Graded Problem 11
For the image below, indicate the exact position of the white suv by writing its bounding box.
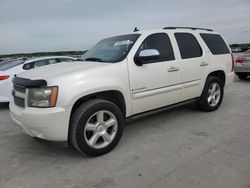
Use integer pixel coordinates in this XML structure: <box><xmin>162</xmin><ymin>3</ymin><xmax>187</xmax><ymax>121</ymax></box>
<box><xmin>10</xmin><ymin>27</ymin><xmax>234</xmax><ymax>156</ymax></box>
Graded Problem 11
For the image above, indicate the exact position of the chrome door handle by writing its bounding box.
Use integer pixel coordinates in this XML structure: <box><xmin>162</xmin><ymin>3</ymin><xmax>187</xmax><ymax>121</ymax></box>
<box><xmin>200</xmin><ymin>62</ymin><xmax>209</xmax><ymax>66</ymax></box>
<box><xmin>168</xmin><ymin>66</ymin><xmax>179</xmax><ymax>72</ymax></box>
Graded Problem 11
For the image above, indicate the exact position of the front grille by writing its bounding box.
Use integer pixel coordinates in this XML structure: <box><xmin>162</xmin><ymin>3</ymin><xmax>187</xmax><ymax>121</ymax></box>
<box><xmin>13</xmin><ymin>95</ymin><xmax>25</xmax><ymax>107</ymax></box>
<box><xmin>13</xmin><ymin>84</ymin><xmax>25</xmax><ymax>93</ymax></box>
<box><xmin>12</xmin><ymin>84</ymin><xmax>26</xmax><ymax>108</ymax></box>
<box><xmin>12</xmin><ymin>76</ymin><xmax>47</xmax><ymax>108</ymax></box>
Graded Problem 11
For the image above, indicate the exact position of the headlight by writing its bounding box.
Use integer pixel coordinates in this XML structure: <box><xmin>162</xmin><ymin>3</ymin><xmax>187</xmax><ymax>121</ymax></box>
<box><xmin>27</xmin><ymin>86</ymin><xmax>58</xmax><ymax>108</ymax></box>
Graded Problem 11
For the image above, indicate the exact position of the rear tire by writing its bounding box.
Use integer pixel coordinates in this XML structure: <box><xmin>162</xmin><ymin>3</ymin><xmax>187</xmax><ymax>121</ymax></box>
<box><xmin>196</xmin><ymin>76</ymin><xmax>224</xmax><ymax>112</ymax></box>
<box><xmin>236</xmin><ymin>73</ymin><xmax>248</xmax><ymax>80</ymax></box>
<box><xmin>69</xmin><ymin>99</ymin><xmax>124</xmax><ymax>157</ymax></box>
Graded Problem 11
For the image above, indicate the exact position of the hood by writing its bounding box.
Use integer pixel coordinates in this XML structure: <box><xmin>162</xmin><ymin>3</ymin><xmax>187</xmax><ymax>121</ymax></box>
<box><xmin>17</xmin><ymin>61</ymin><xmax>108</xmax><ymax>80</ymax></box>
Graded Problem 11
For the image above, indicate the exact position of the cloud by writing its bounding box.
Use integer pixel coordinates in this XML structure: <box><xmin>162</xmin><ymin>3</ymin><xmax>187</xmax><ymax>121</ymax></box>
<box><xmin>0</xmin><ymin>0</ymin><xmax>250</xmax><ymax>54</ymax></box>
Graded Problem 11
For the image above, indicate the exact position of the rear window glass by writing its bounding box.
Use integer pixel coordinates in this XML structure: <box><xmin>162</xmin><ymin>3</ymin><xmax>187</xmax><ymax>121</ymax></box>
<box><xmin>200</xmin><ymin>34</ymin><xmax>230</xmax><ymax>55</ymax></box>
<box><xmin>0</xmin><ymin>60</ymin><xmax>13</xmax><ymax>68</ymax></box>
<box><xmin>175</xmin><ymin>33</ymin><xmax>202</xmax><ymax>59</ymax></box>
<box><xmin>0</xmin><ymin>59</ymin><xmax>24</xmax><ymax>71</ymax></box>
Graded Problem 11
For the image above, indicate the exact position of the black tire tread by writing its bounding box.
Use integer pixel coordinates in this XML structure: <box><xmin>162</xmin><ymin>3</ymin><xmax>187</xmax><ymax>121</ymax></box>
<box><xmin>196</xmin><ymin>76</ymin><xmax>224</xmax><ymax>112</ymax></box>
<box><xmin>70</xmin><ymin>99</ymin><xmax>124</xmax><ymax>156</ymax></box>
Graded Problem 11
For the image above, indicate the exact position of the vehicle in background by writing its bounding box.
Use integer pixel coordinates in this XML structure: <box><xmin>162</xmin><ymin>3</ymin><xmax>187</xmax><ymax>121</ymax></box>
<box><xmin>0</xmin><ymin>58</ymin><xmax>21</xmax><ymax>67</ymax></box>
<box><xmin>0</xmin><ymin>56</ymin><xmax>76</xmax><ymax>102</ymax></box>
<box><xmin>234</xmin><ymin>49</ymin><xmax>250</xmax><ymax>80</ymax></box>
<box><xmin>231</xmin><ymin>47</ymin><xmax>241</xmax><ymax>53</ymax></box>
<box><xmin>10</xmin><ymin>27</ymin><xmax>234</xmax><ymax>156</ymax></box>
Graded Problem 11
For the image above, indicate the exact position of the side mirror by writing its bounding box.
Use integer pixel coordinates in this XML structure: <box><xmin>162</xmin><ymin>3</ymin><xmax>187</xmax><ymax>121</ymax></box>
<box><xmin>134</xmin><ymin>49</ymin><xmax>160</xmax><ymax>66</ymax></box>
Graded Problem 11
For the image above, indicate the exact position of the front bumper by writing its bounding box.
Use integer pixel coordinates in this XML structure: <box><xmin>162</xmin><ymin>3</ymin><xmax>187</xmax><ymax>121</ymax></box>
<box><xmin>10</xmin><ymin>102</ymin><xmax>71</xmax><ymax>141</ymax></box>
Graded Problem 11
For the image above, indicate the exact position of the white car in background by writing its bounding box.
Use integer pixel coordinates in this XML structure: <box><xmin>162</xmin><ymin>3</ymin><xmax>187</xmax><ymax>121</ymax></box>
<box><xmin>0</xmin><ymin>56</ymin><xmax>76</xmax><ymax>102</ymax></box>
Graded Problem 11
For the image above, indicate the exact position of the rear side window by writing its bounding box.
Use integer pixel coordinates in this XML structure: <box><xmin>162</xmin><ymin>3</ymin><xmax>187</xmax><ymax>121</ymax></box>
<box><xmin>59</xmin><ymin>58</ymin><xmax>75</xmax><ymax>62</ymax></box>
<box><xmin>33</xmin><ymin>59</ymin><xmax>60</xmax><ymax>68</ymax></box>
<box><xmin>33</xmin><ymin>60</ymin><xmax>50</xmax><ymax>68</ymax></box>
<box><xmin>136</xmin><ymin>33</ymin><xmax>175</xmax><ymax>63</ymax></box>
<box><xmin>200</xmin><ymin>33</ymin><xmax>230</xmax><ymax>55</ymax></box>
<box><xmin>23</xmin><ymin>63</ymin><xmax>33</xmax><ymax>70</ymax></box>
<box><xmin>175</xmin><ymin>33</ymin><xmax>202</xmax><ymax>59</ymax></box>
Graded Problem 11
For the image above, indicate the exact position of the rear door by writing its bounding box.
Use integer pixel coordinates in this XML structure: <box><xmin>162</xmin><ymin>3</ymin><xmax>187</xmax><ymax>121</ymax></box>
<box><xmin>128</xmin><ymin>32</ymin><xmax>182</xmax><ymax>115</ymax></box>
<box><xmin>174</xmin><ymin>32</ymin><xmax>208</xmax><ymax>101</ymax></box>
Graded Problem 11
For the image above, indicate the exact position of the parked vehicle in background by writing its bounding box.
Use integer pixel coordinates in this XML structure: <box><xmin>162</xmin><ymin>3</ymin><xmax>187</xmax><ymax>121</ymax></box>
<box><xmin>0</xmin><ymin>56</ymin><xmax>76</xmax><ymax>102</ymax></box>
<box><xmin>231</xmin><ymin>47</ymin><xmax>241</xmax><ymax>53</ymax></box>
<box><xmin>10</xmin><ymin>27</ymin><xmax>234</xmax><ymax>156</ymax></box>
<box><xmin>0</xmin><ymin>58</ymin><xmax>21</xmax><ymax>67</ymax></box>
<box><xmin>234</xmin><ymin>49</ymin><xmax>250</xmax><ymax>80</ymax></box>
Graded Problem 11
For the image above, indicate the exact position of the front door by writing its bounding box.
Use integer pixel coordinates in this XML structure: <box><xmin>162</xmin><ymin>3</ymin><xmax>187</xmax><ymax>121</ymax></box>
<box><xmin>127</xmin><ymin>32</ymin><xmax>182</xmax><ymax>115</ymax></box>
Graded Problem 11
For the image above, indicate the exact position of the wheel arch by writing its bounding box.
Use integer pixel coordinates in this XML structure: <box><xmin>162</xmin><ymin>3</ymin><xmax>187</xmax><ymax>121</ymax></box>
<box><xmin>70</xmin><ymin>90</ymin><xmax>127</xmax><ymax>119</ymax></box>
<box><xmin>206</xmin><ymin>70</ymin><xmax>226</xmax><ymax>86</ymax></box>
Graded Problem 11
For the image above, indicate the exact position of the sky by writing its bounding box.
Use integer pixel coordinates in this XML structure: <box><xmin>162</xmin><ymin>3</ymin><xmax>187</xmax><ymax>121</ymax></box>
<box><xmin>0</xmin><ymin>0</ymin><xmax>250</xmax><ymax>55</ymax></box>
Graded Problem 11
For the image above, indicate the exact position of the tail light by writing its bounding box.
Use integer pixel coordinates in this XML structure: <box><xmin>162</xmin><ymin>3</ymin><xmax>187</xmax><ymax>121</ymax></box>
<box><xmin>235</xmin><ymin>56</ymin><xmax>247</xmax><ymax>64</ymax></box>
<box><xmin>0</xmin><ymin>75</ymin><xmax>10</xmax><ymax>81</ymax></box>
<box><xmin>231</xmin><ymin>53</ymin><xmax>234</xmax><ymax>72</ymax></box>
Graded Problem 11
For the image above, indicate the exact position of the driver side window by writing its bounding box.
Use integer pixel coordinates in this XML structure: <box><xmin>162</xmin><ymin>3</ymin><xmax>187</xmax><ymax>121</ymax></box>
<box><xmin>136</xmin><ymin>33</ymin><xmax>175</xmax><ymax>64</ymax></box>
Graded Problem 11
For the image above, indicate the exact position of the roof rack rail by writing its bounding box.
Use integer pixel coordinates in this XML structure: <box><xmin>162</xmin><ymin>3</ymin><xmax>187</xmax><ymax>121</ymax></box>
<box><xmin>163</xmin><ymin>27</ymin><xmax>213</xmax><ymax>32</ymax></box>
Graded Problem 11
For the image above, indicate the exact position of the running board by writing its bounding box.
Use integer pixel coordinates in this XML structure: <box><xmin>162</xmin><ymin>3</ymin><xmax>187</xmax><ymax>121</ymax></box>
<box><xmin>126</xmin><ymin>98</ymin><xmax>199</xmax><ymax>122</ymax></box>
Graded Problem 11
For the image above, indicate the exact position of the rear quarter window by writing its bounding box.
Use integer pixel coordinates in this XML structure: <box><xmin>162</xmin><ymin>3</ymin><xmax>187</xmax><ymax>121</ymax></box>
<box><xmin>200</xmin><ymin>33</ymin><xmax>230</xmax><ymax>55</ymax></box>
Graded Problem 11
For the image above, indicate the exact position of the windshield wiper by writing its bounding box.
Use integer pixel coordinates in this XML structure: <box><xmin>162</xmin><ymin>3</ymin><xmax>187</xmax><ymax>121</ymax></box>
<box><xmin>84</xmin><ymin>57</ymin><xmax>105</xmax><ymax>62</ymax></box>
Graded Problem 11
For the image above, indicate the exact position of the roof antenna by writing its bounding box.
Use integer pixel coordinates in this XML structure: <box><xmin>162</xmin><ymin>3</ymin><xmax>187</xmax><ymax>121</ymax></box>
<box><xmin>133</xmin><ymin>27</ymin><xmax>139</xmax><ymax>32</ymax></box>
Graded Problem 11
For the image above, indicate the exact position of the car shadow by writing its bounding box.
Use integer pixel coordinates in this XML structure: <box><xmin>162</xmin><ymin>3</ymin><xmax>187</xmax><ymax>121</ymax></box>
<box><xmin>234</xmin><ymin>75</ymin><xmax>250</xmax><ymax>82</ymax></box>
<box><xmin>14</xmin><ymin>136</ymin><xmax>89</xmax><ymax>159</ymax></box>
<box><xmin>0</xmin><ymin>102</ymin><xmax>9</xmax><ymax>109</ymax></box>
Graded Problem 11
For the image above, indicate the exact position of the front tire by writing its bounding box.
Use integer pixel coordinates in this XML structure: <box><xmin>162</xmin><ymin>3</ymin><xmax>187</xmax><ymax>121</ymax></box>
<box><xmin>196</xmin><ymin>76</ymin><xmax>224</xmax><ymax>112</ymax></box>
<box><xmin>69</xmin><ymin>99</ymin><xmax>124</xmax><ymax>157</ymax></box>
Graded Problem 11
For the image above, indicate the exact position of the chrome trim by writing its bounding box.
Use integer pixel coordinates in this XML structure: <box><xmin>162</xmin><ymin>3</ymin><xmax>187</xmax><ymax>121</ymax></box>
<box><xmin>183</xmin><ymin>80</ymin><xmax>201</xmax><ymax>88</ymax></box>
<box><xmin>133</xmin><ymin>84</ymin><xmax>182</xmax><ymax>99</ymax></box>
<box><xmin>132</xmin><ymin>79</ymin><xmax>201</xmax><ymax>99</ymax></box>
<box><xmin>13</xmin><ymin>90</ymin><xmax>25</xmax><ymax>98</ymax></box>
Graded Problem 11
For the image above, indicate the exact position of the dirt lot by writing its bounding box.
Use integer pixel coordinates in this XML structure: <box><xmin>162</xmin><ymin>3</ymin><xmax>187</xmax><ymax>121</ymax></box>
<box><xmin>0</xmin><ymin>77</ymin><xmax>249</xmax><ymax>188</ymax></box>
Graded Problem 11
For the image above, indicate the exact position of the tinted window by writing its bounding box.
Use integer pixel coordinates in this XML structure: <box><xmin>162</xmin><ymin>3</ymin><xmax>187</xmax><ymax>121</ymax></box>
<box><xmin>23</xmin><ymin>63</ymin><xmax>33</xmax><ymax>70</ymax></box>
<box><xmin>136</xmin><ymin>33</ymin><xmax>175</xmax><ymax>63</ymax></box>
<box><xmin>0</xmin><ymin>59</ymin><xmax>14</xmax><ymax>68</ymax></box>
<box><xmin>33</xmin><ymin>59</ymin><xmax>60</xmax><ymax>68</ymax></box>
<box><xmin>59</xmin><ymin>58</ymin><xmax>75</xmax><ymax>62</ymax></box>
<box><xmin>33</xmin><ymin>60</ymin><xmax>50</xmax><ymax>68</ymax></box>
<box><xmin>0</xmin><ymin>59</ymin><xmax>24</xmax><ymax>71</ymax></box>
<box><xmin>200</xmin><ymin>34</ymin><xmax>230</xmax><ymax>55</ymax></box>
<box><xmin>175</xmin><ymin>33</ymin><xmax>202</xmax><ymax>59</ymax></box>
<box><xmin>47</xmin><ymin>59</ymin><xmax>58</xmax><ymax>64</ymax></box>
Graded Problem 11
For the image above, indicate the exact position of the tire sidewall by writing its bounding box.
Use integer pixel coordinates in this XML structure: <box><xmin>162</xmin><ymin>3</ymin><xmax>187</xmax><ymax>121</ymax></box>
<box><xmin>72</xmin><ymin>100</ymin><xmax>124</xmax><ymax>156</ymax></box>
<box><xmin>202</xmin><ymin>77</ymin><xmax>224</xmax><ymax>111</ymax></box>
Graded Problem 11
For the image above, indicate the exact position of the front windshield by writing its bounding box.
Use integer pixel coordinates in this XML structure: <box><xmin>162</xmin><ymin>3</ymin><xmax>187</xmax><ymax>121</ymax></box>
<box><xmin>80</xmin><ymin>34</ymin><xmax>140</xmax><ymax>63</ymax></box>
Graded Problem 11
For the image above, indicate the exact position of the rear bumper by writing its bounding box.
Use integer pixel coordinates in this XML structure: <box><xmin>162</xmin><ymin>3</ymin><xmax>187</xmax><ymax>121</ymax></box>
<box><xmin>0</xmin><ymin>95</ymin><xmax>9</xmax><ymax>102</ymax></box>
<box><xmin>0</xmin><ymin>79</ymin><xmax>12</xmax><ymax>102</ymax></box>
<box><xmin>10</xmin><ymin>101</ymin><xmax>71</xmax><ymax>141</ymax></box>
<box><xmin>234</xmin><ymin>64</ymin><xmax>250</xmax><ymax>73</ymax></box>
